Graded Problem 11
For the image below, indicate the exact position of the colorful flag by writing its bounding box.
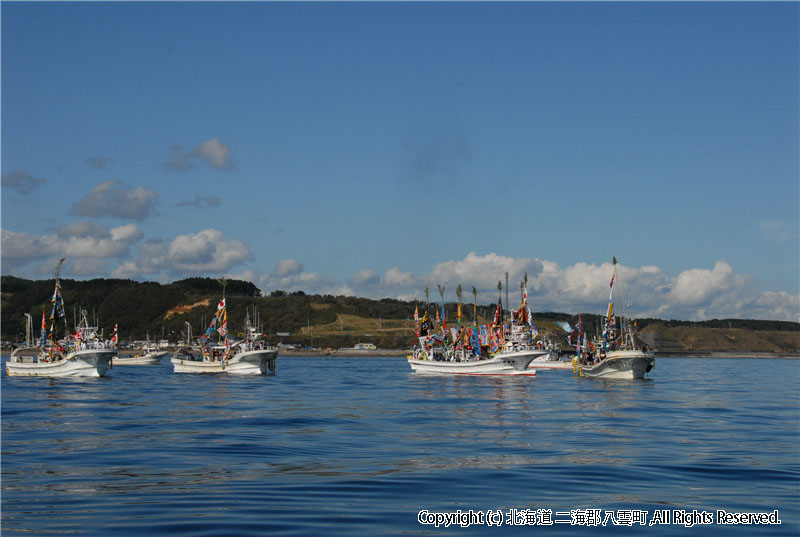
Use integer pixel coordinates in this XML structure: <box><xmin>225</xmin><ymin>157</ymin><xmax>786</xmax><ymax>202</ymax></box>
<box><xmin>40</xmin><ymin>311</ymin><xmax>47</xmax><ymax>347</ymax></box>
<box><xmin>420</xmin><ymin>311</ymin><xmax>430</xmax><ymax>335</ymax></box>
<box><xmin>50</xmin><ymin>280</ymin><xmax>65</xmax><ymax>325</ymax></box>
<box><xmin>111</xmin><ymin>324</ymin><xmax>118</xmax><ymax>346</ymax></box>
<box><xmin>414</xmin><ymin>306</ymin><xmax>420</xmax><ymax>337</ymax></box>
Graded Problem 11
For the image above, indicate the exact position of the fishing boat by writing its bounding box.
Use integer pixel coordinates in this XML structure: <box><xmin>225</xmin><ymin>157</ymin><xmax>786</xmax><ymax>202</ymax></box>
<box><xmin>407</xmin><ymin>282</ymin><xmax>546</xmax><ymax>376</ymax></box>
<box><xmin>578</xmin><ymin>257</ymin><xmax>654</xmax><ymax>380</ymax></box>
<box><xmin>581</xmin><ymin>349</ymin><xmax>654</xmax><ymax>379</ymax></box>
<box><xmin>6</xmin><ymin>260</ymin><xmax>116</xmax><ymax>378</ymax></box>
<box><xmin>529</xmin><ymin>344</ymin><xmax>574</xmax><ymax>370</ymax></box>
<box><xmin>171</xmin><ymin>297</ymin><xmax>277</xmax><ymax>375</ymax></box>
<box><xmin>113</xmin><ymin>344</ymin><xmax>167</xmax><ymax>366</ymax></box>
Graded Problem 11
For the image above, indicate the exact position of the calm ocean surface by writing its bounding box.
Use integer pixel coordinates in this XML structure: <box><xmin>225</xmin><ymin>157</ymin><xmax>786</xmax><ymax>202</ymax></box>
<box><xmin>2</xmin><ymin>356</ymin><xmax>798</xmax><ymax>536</ymax></box>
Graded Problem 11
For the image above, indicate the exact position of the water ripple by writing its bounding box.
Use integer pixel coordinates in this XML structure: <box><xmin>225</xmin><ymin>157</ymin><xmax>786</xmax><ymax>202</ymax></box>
<box><xmin>2</xmin><ymin>356</ymin><xmax>798</xmax><ymax>536</ymax></box>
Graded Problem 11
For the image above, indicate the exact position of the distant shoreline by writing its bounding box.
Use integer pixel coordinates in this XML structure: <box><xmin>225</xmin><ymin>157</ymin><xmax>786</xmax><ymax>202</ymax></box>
<box><xmin>2</xmin><ymin>349</ymin><xmax>797</xmax><ymax>359</ymax></box>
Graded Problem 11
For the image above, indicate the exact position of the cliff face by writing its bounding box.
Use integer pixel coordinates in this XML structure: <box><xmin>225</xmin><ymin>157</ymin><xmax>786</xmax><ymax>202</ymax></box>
<box><xmin>639</xmin><ymin>324</ymin><xmax>800</xmax><ymax>354</ymax></box>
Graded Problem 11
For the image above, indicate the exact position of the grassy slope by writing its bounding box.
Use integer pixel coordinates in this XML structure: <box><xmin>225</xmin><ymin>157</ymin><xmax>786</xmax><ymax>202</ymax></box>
<box><xmin>640</xmin><ymin>324</ymin><xmax>800</xmax><ymax>352</ymax></box>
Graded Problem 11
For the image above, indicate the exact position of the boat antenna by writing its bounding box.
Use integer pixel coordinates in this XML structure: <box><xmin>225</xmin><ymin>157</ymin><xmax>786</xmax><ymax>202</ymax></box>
<box><xmin>218</xmin><ymin>276</ymin><xmax>227</xmax><ymax>298</ymax></box>
<box><xmin>471</xmin><ymin>285</ymin><xmax>477</xmax><ymax>327</ymax></box>
<box><xmin>53</xmin><ymin>257</ymin><xmax>65</xmax><ymax>280</ymax></box>
<box><xmin>505</xmin><ymin>272</ymin><xmax>509</xmax><ymax>323</ymax></box>
<box><xmin>437</xmin><ymin>284</ymin><xmax>446</xmax><ymax>332</ymax></box>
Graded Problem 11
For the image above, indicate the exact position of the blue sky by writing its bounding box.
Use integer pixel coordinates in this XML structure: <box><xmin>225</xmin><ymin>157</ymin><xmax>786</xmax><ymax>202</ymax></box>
<box><xmin>2</xmin><ymin>1</ymin><xmax>798</xmax><ymax>321</ymax></box>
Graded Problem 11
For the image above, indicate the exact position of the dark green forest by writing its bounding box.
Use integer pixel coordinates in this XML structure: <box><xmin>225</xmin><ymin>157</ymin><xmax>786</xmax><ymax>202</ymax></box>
<box><xmin>1</xmin><ymin>276</ymin><xmax>797</xmax><ymax>349</ymax></box>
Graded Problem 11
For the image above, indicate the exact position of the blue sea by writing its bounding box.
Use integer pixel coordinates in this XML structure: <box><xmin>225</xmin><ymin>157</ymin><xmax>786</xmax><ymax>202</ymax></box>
<box><xmin>2</xmin><ymin>356</ymin><xmax>798</xmax><ymax>536</ymax></box>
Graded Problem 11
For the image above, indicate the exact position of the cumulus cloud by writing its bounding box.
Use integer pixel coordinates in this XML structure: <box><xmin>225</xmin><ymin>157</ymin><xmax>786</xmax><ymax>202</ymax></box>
<box><xmin>110</xmin><ymin>229</ymin><xmax>250</xmax><ymax>278</ymax></box>
<box><xmin>175</xmin><ymin>195</ymin><xmax>221</xmax><ymax>208</ymax></box>
<box><xmin>1</xmin><ymin>223</ymin><xmax>144</xmax><ymax>276</ymax></box>
<box><xmin>71</xmin><ymin>180</ymin><xmax>158</xmax><ymax>220</ymax></box>
<box><xmin>166</xmin><ymin>230</ymin><xmax>249</xmax><ymax>272</ymax></box>
<box><xmin>383</xmin><ymin>267</ymin><xmax>416</xmax><ymax>288</ymax></box>
<box><xmin>2</xmin><ymin>170</ymin><xmax>47</xmax><ymax>194</ymax></box>
<box><xmin>2</xmin><ymin>223</ymin><xmax>142</xmax><ymax>260</ymax></box>
<box><xmin>163</xmin><ymin>137</ymin><xmax>233</xmax><ymax>172</ymax></box>
<box><xmin>668</xmin><ymin>261</ymin><xmax>749</xmax><ymax>306</ymax></box>
<box><xmin>193</xmin><ymin>138</ymin><xmax>232</xmax><ymax>170</ymax></box>
<box><xmin>275</xmin><ymin>259</ymin><xmax>303</xmax><ymax>278</ymax></box>
<box><xmin>248</xmin><ymin>253</ymin><xmax>798</xmax><ymax>321</ymax></box>
<box><xmin>348</xmin><ymin>269</ymin><xmax>380</xmax><ymax>286</ymax></box>
<box><xmin>254</xmin><ymin>259</ymin><xmax>344</xmax><ymax>296</ymax></box>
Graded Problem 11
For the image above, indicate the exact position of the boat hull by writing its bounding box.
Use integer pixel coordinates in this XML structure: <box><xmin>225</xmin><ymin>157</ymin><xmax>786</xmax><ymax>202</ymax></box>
<box><xmin>113</xmin><ymin>351</ymin><xmax>167</xmax><ymax>366</ymax></box>
<box><xmin>6</xmin><ymin>349</ymin><xmax>116</xmax><ymax>378</ymax></box>
<box><xmin>529</xmin><ymin>358</ymin><xmax>574</xmax><ymax>370</ymax></box>
<box><xmin>172</xmin><ymin>349</ymin><xmax>278</xmax><ymax>375</ymax></box>
<box><xmin>408</xmin><ymin>349</ymin><xmax>546</xmax><ymax>375</ymax></box>
<box><xmin>529</xmin><ymin>350</ymin><xmax>574</xmax><ymax>370</ymax></box>
<box><xmin>582</xmin><ymin>350</ymin><xmax>655</xmax><ymax>379</ymax></box>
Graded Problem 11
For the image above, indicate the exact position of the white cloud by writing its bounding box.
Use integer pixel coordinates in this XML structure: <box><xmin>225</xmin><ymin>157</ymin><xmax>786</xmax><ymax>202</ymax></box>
<box><xmin>2</xmin><ymin>223</ymin><xmax>142</xmax><ymax>261</ymax></box>
<box><xmin>71</xmin><ymin>258</ymin><xmax>108</xmax><ymax>276</ymax></box>
<box><xmin>192</xmin><ymin>138</ymin><xmax>232</xmax><ymax>170</ymax></box>
<box><xmin>3</xmin><ymin>233</ymin><xmax>796</xmax><ymax>321</ymax></box>
<box><xmin>248</xmin><ymin>254</ymin><xmax>797</xmax><ymax>321</ymax></box>
<box><xmin>163</xmin><ymin>137</ymin><xmax>233</xmax><ymax>172</ymax></box>
<box><xmin>71</xmin><ymin>180</ymin><xmax>158</xmax><ymax>220</ymax></box>
<box><xmin>166</xmin><ymin>230</ymin><xmax>250</xmax><ymax>272</ymax></box>
<box><xmin>349</xmin><ymin>269</ymin><xmax>380</xmax><ymax>286</ymax></box>
<box><xmin>58</xmin><ymin>221</ymin><xmax>109</xmax><ymax>239</ymax></box>
<box><xmin>109</xmin><ymin>230</ymin><xmax>250</xmax><ymax>278</ymax></box>
<box><xmin>1</xmin><ymin>223</ymin><xmax>144</xmax><ymax>277</ymax></box>
<box><xmin>668</xmin><ymin>261</ymin><xmax>749</xmax><ymax>306</ymax></box>
<box><xmin>275</xmin><ymin>259</ymin><xmax>303</xmax><ymax>277</ymax></box>
<box><xmin>383</xmin><ymin>267</ymin><xmax>415</xmax><ymax>287</ymax></box>
<box><xmin>428</xmin><ymin>252</ymin><xmax>543</xmax><ymax>291</ymax></box>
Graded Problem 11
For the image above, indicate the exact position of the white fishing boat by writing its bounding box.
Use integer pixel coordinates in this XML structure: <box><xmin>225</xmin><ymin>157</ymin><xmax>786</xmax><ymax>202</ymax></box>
<box><xmin>171</xmin><ymin>298</ymin><xmax>277</xmax><ymax>375</ymax></box>
<box><xmin>172</xmin><ymin>343</ymin><xmax>277</xmax><ymax>375</ymax></box>
<box><xmin>6</xmin><ymin>260</ymin><xmax>116</xmax><ymax>378</ymax></box>
<box><xmin>407</xmin><ymin>282</ymin><xmax>545</xmax><ymax>376</ymax></box>
<box><xmin>578</xmin><ymin>257</ymin><xmax>655</xmax><ymax>380</ymax></box>
<box><xmin>113</xmin><ymin>346</ymin><xmax>167</xmax><ymax>366</ymax></box>
<box><xmin>581</xmin><ymin>349</ymin><xmax>655</xmax><ymax>379</ymax></box>
<box><xmin>407</xmin><ymin>346</ymin><xmax>542</xmax><ymax>376</ymax></box>
<box><xmin>7</xmin><ymin>344</ymin><xmax>115</xmax><ymax>378</ymax></box>
<box><xmin>529</xmin><ymin>348</ymin><xmax>574</xmax><ymax>370</ymax></box>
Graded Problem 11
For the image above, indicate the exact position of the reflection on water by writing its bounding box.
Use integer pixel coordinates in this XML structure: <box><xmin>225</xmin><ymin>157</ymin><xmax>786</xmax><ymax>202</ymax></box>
<box><xmin>2</xmin><ymin>356</ymin><xmax>798</xmax><ymax>536</ymax></box>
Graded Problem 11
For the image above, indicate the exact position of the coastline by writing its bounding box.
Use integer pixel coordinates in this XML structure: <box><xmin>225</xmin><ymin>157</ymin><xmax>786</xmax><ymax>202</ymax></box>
<box><xmin>3</xmin><ymin>349</ymin><xmax>797</xmax><ymax>359</ymax></box>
